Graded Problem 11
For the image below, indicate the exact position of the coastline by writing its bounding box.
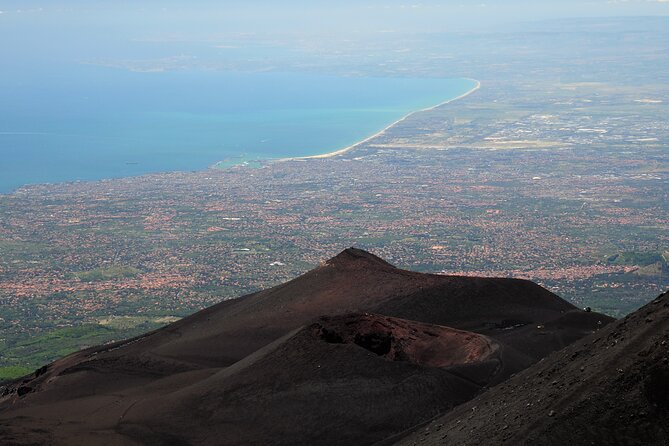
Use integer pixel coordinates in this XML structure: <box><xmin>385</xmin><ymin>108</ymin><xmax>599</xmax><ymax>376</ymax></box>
<box><xmin>278</xmin><ymin>79</ymin><xmax>481</xmax><ymax>162</ymax></box>
<box><xmin>2</xmin><ymin>79</ymin><xmax>481</xmax><ymax>193</ymax></box>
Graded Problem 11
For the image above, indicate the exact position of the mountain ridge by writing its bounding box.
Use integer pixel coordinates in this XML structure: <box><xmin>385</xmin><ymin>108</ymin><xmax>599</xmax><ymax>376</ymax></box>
<box><xmin>0</xmin><ymin>248</ymin><xmax>613</xmax><ymax>445</ymax></box>
<box><xmin>391</xmin><ymin>290</ymin><xmax>669</xmax><ymax>446</ymax></box>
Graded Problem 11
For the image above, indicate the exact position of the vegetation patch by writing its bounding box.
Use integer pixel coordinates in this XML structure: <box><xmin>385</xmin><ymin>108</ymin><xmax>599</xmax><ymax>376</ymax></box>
<box><xmin>607</xmin><ymin>252</ymin><xmax>666</xmax><ymax>267</ymax></box>
<box><xmin>75</xmin><ymin>266</ymin><xmax>142</xmax><ymax>282</ymax></box>
<box><xmin>0</xmin><ymin>366</ymin><xmax>32</xmax><ymax>382</ymax></box>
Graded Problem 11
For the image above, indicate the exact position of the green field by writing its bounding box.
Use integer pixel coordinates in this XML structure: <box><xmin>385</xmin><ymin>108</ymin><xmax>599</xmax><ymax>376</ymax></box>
<box><xmin>75</xmin><ymin>266</ymin><xmax>142</xmax><ymax>282</ymax></box>
<box><xmin>0</xmin><ymin>317</ymin><xmax>179</xmax><ymax>382</ymax></box>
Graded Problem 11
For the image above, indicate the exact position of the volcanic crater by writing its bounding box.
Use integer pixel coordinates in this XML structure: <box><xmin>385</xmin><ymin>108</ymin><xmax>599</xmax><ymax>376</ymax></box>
<box><xmin>312</xmin><ymin>313</ymin><xmax>496</xmax><ymax>368</ymax></box>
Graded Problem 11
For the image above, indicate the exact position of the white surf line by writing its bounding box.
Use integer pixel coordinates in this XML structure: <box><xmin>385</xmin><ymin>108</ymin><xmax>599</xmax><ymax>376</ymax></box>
<box><xmin>280</xmin><ymin>78</ymin><xmax>481</xmax><ymax>161</ymax></box>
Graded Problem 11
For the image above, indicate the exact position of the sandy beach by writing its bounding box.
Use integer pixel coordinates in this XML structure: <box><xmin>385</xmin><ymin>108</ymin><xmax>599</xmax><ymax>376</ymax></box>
<box><xmin>280</xmin><ymin>79</ymin><xmax>481</xmax><ymax>161</ymax></box>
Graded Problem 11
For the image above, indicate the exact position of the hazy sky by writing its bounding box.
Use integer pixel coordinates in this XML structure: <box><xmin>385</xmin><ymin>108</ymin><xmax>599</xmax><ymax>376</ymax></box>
<box><xmin>1</xmin><ymin>1</ymin><xmax>668</xmax><ymax>36</ymax></box>
<box><xmin>1</xmin><ymin>1</ymin><xmax>668</xmax><ymax>74</ymax></box>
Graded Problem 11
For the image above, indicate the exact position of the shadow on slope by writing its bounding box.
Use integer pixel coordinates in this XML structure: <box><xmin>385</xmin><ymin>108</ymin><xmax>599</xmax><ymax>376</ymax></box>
<box><xmin>0</xmin><ymin>248</ymin><xmax>612</xmax><ymax>445</ymax></box>
<box><xmin>390</xmin><ymin>290</ymin><xmax>669</xmax><ymax>446</ymax></box>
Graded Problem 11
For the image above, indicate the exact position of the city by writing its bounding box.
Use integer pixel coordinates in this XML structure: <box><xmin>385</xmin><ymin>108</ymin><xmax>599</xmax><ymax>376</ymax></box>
<box><xmin>0</xmin><ymin>17</ymin><xmax>667</xmax><ymax>380</ymax></box>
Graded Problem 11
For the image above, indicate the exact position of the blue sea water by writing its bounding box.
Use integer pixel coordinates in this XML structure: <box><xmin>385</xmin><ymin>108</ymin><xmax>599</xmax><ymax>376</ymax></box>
<box><xmin>0</xmin><ymin>66</ymin><xmax>476</xmax><ymax>193</ymax></box>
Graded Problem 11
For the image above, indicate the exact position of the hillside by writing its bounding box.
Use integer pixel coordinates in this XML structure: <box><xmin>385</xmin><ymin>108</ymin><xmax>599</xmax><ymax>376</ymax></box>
<box><xmin>0</xmin><ymin>248</ymin><xmax>611</xmax><ymax>445</ymax></box>
<box><xmin>391</xmin><ymin>290</ymin><xmax>669</xmax><ymax>446</ymax></box>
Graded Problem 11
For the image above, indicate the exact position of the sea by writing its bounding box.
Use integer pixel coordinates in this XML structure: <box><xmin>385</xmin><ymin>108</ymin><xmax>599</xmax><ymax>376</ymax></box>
<box><xmin>0</xmin><ymin>66</ymin><xmax>476</xmax><ymax>193</ymax></box>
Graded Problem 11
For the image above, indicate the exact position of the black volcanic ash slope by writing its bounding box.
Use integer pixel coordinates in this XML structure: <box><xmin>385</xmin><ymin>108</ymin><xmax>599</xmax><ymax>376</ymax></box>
<box><xmin>391</xmin><ymin>290</ymin><xmax>669</xmax><ymax>446</ymax></box>
<box><xmin>111</xmin><ymin>314</ymin><xmax>512</xmax><ymax>446</ymax></box>
<box><xmin>0</xmin><ymin>248</ymin><xmax>612</xmax><ymax>446</ymax></box>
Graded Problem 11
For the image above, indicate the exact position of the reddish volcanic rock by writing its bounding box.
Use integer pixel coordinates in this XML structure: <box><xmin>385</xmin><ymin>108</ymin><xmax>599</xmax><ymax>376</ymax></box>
<box><xmin>392</xmin><ymin>290</ymin><xmax>669</xmax><ymax>446</ymax></box>
<box><xmin>312</xmin><ymin>313</ymin><xmax>496</xmax><ymax>368</ymax></box>
<box><xmin>0</xmin><ymin>248</ymin><xmax>613</xmax><ymax>446</ymax></box>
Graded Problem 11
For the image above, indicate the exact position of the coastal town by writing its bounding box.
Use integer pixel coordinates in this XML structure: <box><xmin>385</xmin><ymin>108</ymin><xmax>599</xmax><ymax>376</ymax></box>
<box><xmin>0</xmin><ymin>17</ymin><xmax>667</xmax><ymax>378</ymax></box>
<box><xmin>1</xmin><ymin>73</ymin><xmax>667</xmax><ymax>377</ymax></box>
